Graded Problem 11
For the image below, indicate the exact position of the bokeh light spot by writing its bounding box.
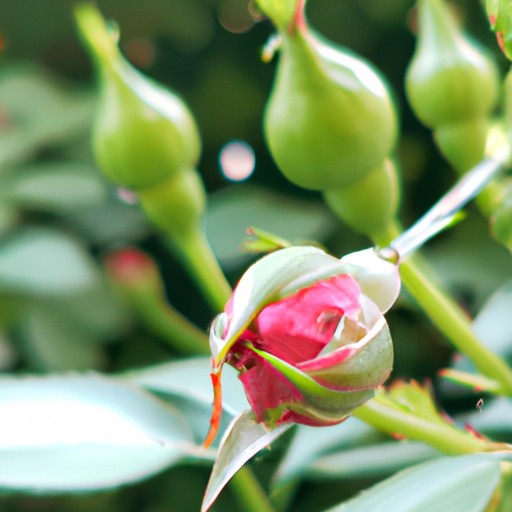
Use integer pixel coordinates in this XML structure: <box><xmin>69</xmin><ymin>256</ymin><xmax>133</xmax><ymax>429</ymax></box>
<box><xmin>117</xmin><ymin>188</ymin><xmax>138</xmax><ymax>204</ymax></box>
<box><xmin>218</xmin><ymin>0</ymin><xmax>254</xmax><ymax>34</ymax></box>
<box><xmin>219</xmin><ymin>139</ymin><xmax>255</xmax><ymax>182</ymax></box>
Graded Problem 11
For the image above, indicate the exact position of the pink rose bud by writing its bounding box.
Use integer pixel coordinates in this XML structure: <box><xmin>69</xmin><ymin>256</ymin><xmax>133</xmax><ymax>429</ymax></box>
<box><xmin>104</xmin><ymin>247</ymin><xmax>164</xmax><ymax>298</ymax></box>
<box><xmin>204</xmin><ymin>246</ymin><xmax>398</xmax><ymax>446</ymax></box>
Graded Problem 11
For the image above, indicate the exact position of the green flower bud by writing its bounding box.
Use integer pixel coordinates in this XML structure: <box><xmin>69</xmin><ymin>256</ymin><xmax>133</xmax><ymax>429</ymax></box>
<box><xmin>262</xmin><ymin>0</ymin><xmax>398</xmax><ymax>190</ymax></box>
<box><xmin>74</xmin><ymin>4</ymin><xmax>201</xmax><ymax>191</ymax></box>
<box><xmin>323</xmin><ymin>160</ymin><xmax>400</xmax><ymax>238</ymax></box>
<box><xmin>405</xmin><ymin>0</ymin><xmax>499</xmax><ymax>171</ymax></box>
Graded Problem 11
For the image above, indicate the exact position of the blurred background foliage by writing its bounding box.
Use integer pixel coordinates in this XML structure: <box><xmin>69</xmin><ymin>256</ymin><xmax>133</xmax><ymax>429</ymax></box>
<box><xmin>0</xmin><ymin>0</ymin><xmax>511</xmax><ymax>511</ymax></box>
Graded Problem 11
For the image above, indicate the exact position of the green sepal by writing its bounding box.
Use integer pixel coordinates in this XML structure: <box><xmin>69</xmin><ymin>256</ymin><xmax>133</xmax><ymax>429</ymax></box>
<box><xmin>305</xmin><ymin>316</ymin><xmax>393</xmax><ymax>390</ymax></box>
<box><xmin>248</xmin><ymin>345</ymin><xmax>377</xmax><ymax>426</ymax></box>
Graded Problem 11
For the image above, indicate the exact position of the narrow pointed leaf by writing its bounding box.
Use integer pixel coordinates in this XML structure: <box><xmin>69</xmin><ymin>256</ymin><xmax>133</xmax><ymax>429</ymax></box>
<box><xmin>202</xmin><ymin>410</ymin><xmax>290</xmax><ymax>512</ymax></box>
<box><xmin>250</xmin><ymin>346</ymin><xmax>376</xmax><ymax>419</ymax></box>
<box><xmin>340</xmin><ymin>249</ymin><xmax>400</xmax><ymax>313</ymax></box>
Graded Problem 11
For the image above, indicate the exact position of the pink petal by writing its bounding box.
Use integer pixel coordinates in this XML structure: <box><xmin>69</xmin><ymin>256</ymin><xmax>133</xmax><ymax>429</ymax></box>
<box><xmin>251</xmin><ymin>274</ymin><xmax>361</xmax><ymax>364</ymax></box>
<box><xmin>236</xmin><ymin>350</ymin><xmax>303</xmax><ymax>424</ymax></box>
<box><xmin>297</xmin><ymin>343</ymin><xmax>360</xmax><ymax>372</ymax></box>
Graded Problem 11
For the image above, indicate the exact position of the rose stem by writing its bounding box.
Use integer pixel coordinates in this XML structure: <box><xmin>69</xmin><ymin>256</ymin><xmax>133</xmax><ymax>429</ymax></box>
<box><xmin>401</xmin><ymin>248</ymin><xmax>512</xmax><ymax>394</ymax></box>
<box><xmin>229</xmin><ymin>468</ymin><xmax>276</xmax><ymax>512</ymax></box>
<box><xmin>370</xmin><ymin>148</ymin><xmax>512</xmax><ymax>393</ymax></box>
<box><xmin>353</xmin><ymin>395</ymin><xmax>506</xmax><ymax>455</ymax></box>
<box><xmin>119</xmin><ymin>281</ymin><xmax>210</xmax><ymax>355</ymax></box>
<box><xmin>165</xmin><ymin>223</ymin><xmax>232</xmax><ymax>313</ymax></box>
<box><xmin>372</xmin><ymin>220</ymin><xmax>512</xmax><ymax>394</ymax></box>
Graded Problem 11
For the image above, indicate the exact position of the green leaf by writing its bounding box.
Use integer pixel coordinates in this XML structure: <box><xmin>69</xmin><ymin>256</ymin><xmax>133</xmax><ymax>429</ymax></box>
<box><xmin>448</xmin><ymin>280</ymin><xmax>512</xmax><ymax>382</ymax></box>
<box><xmin>440</xmin><ymin>369</ymin><xmax>501</xmax><ymax>394</ymax></box>
<box><xmin>0</xmin><ymin>161</ymin><xmax>107</xmax><ymax>212</ymax></box>
<box><xmin>206</xmin><ymin>184</ymin><xmax>336</xmax><ymax>268</ymax></box>
<box><xmin>0</xmin><ymin>374</ymin><xmax>196</xmax><ymax>492</ymax></box>
<box><xmin>125</xmin><ymin>359</ymin><xmax>253</xmax><ymax>449</ymax></box>
<box><xmin>242</xmin><ymin>226</ymin><xmax>291</xmax><ymax>253</ymax></box>
<box><xmin>124</xmin><ymin>357</ymin><xmax>249</xmax><ymax>417</ymax></box>
<box><xmin>386</xmin><ymin>381</ymin><xmax>446</xmax><ymax>426</ymax></box>
<box><xmin>325</xmin><ymin>454</ymin><xmax>502</xmax><ymax>512</ymax></box>
<box><xmin>69</xmin><ymin>199</ymin><xmax>150</xmax><ymax>245</ymax></box>
<box><xmin>274</xmin><ymin>419</ymin><xmax>381</xmax><ymax>485</ymax></box>
<box><xmin>309</xmin><ymin>441</ymin><xmax>440</xmax><ymax>480</ymax></box>
<box><xmin>472</xmin><ymin>280</ymin><xmax>512</xmax><ymax>359</ymax></box>
<box><xmin>0</xmin><ymin>204</ymin><xmax>18</xmax><ymax>236</ymax></box>
<box><xmin>0</xmin><ymin>64</ymin><xmax>94</xmax><ymax>168</ymax></box>
<box><xmin>43</xmin><ymin>281</ymin><xmax>131</xmax><ymax>341</ymax></box>
<box><xmin>0</xmin><ymin>228</ymin><xmax>99</xmax><ymax>296</ymax></box>
<box><xmin>17</xmin><ymin>305</ymin><xmax>103</xmax><ymax>371</ymax></box>
<box><xmin>201</xmin><ymin>410</ymin><xmax>291</xmax><ymax>512</ymax></box>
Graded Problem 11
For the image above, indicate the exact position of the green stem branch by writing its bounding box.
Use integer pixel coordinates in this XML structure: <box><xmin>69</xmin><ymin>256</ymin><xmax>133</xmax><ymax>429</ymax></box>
<box><xmin>373</xmin><ymin>222</ymin><xmax>512</xmax><ymax>394</ymax></box>
<box><xmin>230</xmin><ymin>467</ymin><xmax>276</xmax><ymax>512</ymax></box>
<box><xmin>125</xmin><ymin>287</ymin><xmax>210</xmax><ymax>355</ymax></box>
<box><xmin>353</xmin><ymin>396</ymin><xmax>505</xmax><ymax>455</ymax></box>
<box><xmin>169</xmin><ymin>225</ymin><xmax>232</xmax><ymax>312</ymax></box>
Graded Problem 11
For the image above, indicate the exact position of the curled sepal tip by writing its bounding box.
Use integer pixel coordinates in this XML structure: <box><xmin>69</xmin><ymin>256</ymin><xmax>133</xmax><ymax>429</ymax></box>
<box><xmin>341</xmin><ymin>248</ymin><xmax>401</xmax><ymax>313</ymax></box>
